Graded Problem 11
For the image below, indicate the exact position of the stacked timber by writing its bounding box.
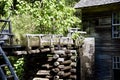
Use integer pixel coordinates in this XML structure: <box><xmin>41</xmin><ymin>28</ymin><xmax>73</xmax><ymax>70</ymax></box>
<box><xmin>30</xmin><ymin>49</ymin><xmax>77</xmax><ymax>80</ymax></box>
<box><xmin>21</xmin><ymin>28</ymin><xmax>85</xmax><ymax>80</ymax></box>
<box><xmin>49</xmin><ymin>49</ymin><xmax>77</xmax><ymax>80</ymax></box>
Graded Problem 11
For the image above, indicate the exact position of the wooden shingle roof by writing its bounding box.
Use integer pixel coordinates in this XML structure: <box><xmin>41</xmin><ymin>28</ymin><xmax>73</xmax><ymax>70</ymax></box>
<box><xmin>74</xmin><ymin>0</ymin><xmax>120</xmax><ymax>8</ymax></box>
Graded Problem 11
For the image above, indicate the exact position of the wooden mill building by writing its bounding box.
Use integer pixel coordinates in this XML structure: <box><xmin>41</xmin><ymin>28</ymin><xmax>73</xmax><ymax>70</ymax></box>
<box><xmin>75</xmin><ymin>0</ymin><xmax>120</xmax><ymax>80</ymax></box>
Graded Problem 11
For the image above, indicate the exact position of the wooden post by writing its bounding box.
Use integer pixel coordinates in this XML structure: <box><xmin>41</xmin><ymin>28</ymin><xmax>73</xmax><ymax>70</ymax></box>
<box><xmin>81</xmin><ymin>38</ymin><xmax>95</xmax><ymax>80</ymax></box>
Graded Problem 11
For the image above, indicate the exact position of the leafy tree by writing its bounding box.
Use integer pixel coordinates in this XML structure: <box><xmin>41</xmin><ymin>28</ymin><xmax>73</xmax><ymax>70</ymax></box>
<box><xmin>0</xmin><ymin>0</ymin><xmax>81</xmax><ymax>79</ymax></box>
<box><xmin>1</xmin><ymin>0</ymin><xmax>81</xmax><ymax>35</ymax></box>
<box><xmin>65</xmin><ymin>0</ymin><xmax>80</xmax><ymax>7</ymax></box>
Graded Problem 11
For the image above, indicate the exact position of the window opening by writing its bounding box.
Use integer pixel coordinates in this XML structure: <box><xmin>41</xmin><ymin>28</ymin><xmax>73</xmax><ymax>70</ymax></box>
<box><xmin>112</xmin><ymin>12</ymin><xmax>120</xmax><ymax>38</ymax></box>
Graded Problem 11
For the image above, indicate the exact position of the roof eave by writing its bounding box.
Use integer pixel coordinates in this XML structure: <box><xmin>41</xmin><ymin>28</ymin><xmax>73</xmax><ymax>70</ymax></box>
<box><xmin>74</xmin><ymin>1</ymin><xmax>120</xmax><ymax>9</ymax></box>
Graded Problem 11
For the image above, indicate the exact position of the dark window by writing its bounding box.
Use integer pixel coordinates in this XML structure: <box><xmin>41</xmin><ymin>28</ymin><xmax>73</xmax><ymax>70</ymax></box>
<box><xmin>112</xmin><ymin>12</ymin><xmax>120</xmax><ymax>38</ymax></box>
<box><xmin>113</xmin><ymin>56</ymin><xmax>120</xmax><ymax>80</ymax></box>
<box><xmin>113</xmin><ymin>56</ymin><xmax>120</xmax><ymax>69</ymax></box>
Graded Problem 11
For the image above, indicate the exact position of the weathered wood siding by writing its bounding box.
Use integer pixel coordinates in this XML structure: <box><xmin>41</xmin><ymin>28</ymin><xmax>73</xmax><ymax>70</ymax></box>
<box><xmin>95</xmin><ymin>25</ymin><xmax>120</xmax><ymax>80</ymax></box>
<box><xmin>82</xmin><ymin>11</ymin><xmax>120</xmax><ymax>80</ymax></box>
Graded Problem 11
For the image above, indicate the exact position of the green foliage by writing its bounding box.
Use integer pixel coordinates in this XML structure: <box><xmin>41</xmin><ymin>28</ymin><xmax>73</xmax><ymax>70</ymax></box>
<box><xmin>0</xmin><ymin>0</ymin><xmax>12</xmax><ymax>17</ymax></box>
<box><xmin>0</xmin><ymin>0</ymin><xmax>82</xmax><ymax>79</ymax></box>
<box><xmin>72</xmin><ymin>32</ymin><xmax>80</xmax><ymax>40</ymax></box>
<box><xmin>14</xmin><ymin>58</ymin><xmax>24</xmax><ymax>80</ymax></box>
<box><xmin>1</xmin><ymin>0</ymin><xmax>81</xmax><ymax>35</ymax></box>
<box><xmin>65</xmin><ymin>0</ymin><xmax>80</xmax><ymax>7</ymax></box>
<box><xmin>72</xmin><ymin>32</ymin><xmax>85</xmax><ymax>46</ymax></box>
<box><xmin>11</xmin><ymin>14</ymin><xmax>36</xmax><ymax>43</ymax></box>
<box><xmin>38</xmin><ymin>0</ymin><xmax>80</xmax><ymax>34</ymax></box>
<box><xmin>9</xmin><ymin>56</ymin><xmax>24</xmax><ymax>80</ymax></box>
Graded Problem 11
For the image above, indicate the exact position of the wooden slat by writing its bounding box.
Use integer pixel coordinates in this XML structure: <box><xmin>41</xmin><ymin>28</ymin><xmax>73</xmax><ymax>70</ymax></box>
<box><xmin>33</xmin><ymin>78</ymin><xmax>49</xmax><ymax>80</ymax></box>
<box><xmin>36</xmin><ymin>70</ymin><xmax>50</xmax><ymax>76</ymax></box>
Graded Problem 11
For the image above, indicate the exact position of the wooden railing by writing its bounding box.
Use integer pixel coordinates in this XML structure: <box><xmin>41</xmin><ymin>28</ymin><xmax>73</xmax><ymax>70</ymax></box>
<box><xmin>26</xmin><ymin>34</ymin><xmax>74</xmax><ymax>49</ymax></box>
<box><xmin>25</xmin><ymin>28</ymin><xmax>86</xmax><ymax>49</ymax></box>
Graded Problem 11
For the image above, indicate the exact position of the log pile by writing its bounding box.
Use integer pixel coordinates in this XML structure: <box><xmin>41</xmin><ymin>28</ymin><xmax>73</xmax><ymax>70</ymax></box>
<box><xmin>30</xmin><ymin>49</ymin><xmax>77</xmax><ymax>80</ymax></box>
<box><xmin>23</xmin><ymin>28</ymin><xmax>84</xmax><ymax>80</ymax></box>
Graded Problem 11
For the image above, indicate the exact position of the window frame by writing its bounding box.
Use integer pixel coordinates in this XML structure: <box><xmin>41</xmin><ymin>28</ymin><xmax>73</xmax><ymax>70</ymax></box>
<box><xmin>112</xmin><ymin>12</ymin><xmax>120</xmax><ymax>38</ymax></box>
<box><xmin>113</xmin><ymin>56</ymin><xmax>120</xmax><ymax>69</ymax></box>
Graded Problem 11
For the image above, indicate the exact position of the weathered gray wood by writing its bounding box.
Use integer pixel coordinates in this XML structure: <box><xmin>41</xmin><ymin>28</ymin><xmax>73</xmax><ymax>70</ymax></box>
<box><xmin>36</xmin><ymin>70</ymin><xmax>50</xmax><ymax>76</ymax></box>
<box><xmin>28</xmin><ymin>49</ymin><xmax>40</xmax><ymax>54</ymax></box>
<box><xmin>61</xmin><ymin>60</ymin><xmax>72</xmax><ymax>65</ymax></box>
<box><xmin>70</xmin><ymin>62</ymin><xmax>77</xmax><ymax>68</ymax></box>
<box><xmin>81</xmin><ymin>38</ymin><xmax>95</xmax><ymax>80</ymax></box>
<box><xmin>33</xmin><ymin>78</ymin><xmax>49</xmax><ymax>80</ymax></box>
<box><xmin>58</xmin><ymin>71</ymin><xmax>64</xmax><ymax>76</ymax></box>
<box><xmin>41</xmin><ymin>64</ymin><xmax>52</xmax><ymax>69</ymax></box>
<box><xmin>54</xmin><ymin>62</ymin><xmax>60</xmax><ymax>66</ymax></box>
<box><xmin>74</xmin><ymin>0</ymin><xmax>120</xmax><ymax>8</ymax></box>
<box><xmin>51</xmin><ymin>68</ymin><xmax>60</xmax><ymax>73</ymax></box>
<box><xmin>70</xmin><ymin>75</ymin><xmax>77</xmax><ymax>79</ymax></box>
<box><xmin>62</xmin><ymin>72</ymin><xmax>71</xmax><ymax>77</ymax></box>
<box><xmin>53</xmin><ymin>75</ymin><xmax>60</xmax><ymax>80</ymax></box>
<box><xmin>70</xmin><ymin>69</ymin><xmax>76</xmax><ymax>73</ymax></box>
<box><xmin>58</xmin><ymin>65</ymin><xmax>65</xmax><ymax>69</ymax></box>
<box><xmin>58</xmin><ymin>71</ymin><xmax>71</xmax><ymax>77</ymax></box>
<box><xmin>60</xmin><ymin>37</ymin><xmax>74</xmax><ymax>45</ymax></box>
<box><xmin>14</xmin><ymin>51</ymin><xmax>27</xmax><ymax>55</ymax></box>
<box><xmin>40</xmin><ymin>48</ymin><xmax>50</xmax><ymax>52</ymax></box>
<box><xmin>57</xmin><ymin>58</ymin><xmax>64</xmax><ymax>62</ymax></box>
<box><xmin>70</xmin><ymin>56</ymin><xmax>76</xmax><ymax>61</ymax></box>
<box><xmin>14</xmin><ymin>48</ymin><xmax>51</xmax><ymax>55</ymax></box>
<box><xmin>81</xmin><ymin>11</ymin><xmax>120</xmax><ymax>80</ymax></box>
<box><xmin>53</xmin><ymin>54</ymin><xmax>59</xmax><ymax>59</ymax></box>
<box><xmin>95</xmin><ymin>54</ymin><xmax>112</xmax><ymax>80</ymax></box>
<box><xmin>23</xmin><ymin>34</ymin><xmax>75</xmax><ymax>50</ymax></box>
<box><xmin>47</xmin><ymin>57</ymin><xmax>53</xmax><ymax>62</ymax></box>
<box><xmin>61</xmin><ymin>66</ymin><xmax>72</xmax><ymax>71</ymax></box>
<box><xmin>54</xmin><ymin>50</ymin><xmax>65</xmax><ymax>55</ymax></box>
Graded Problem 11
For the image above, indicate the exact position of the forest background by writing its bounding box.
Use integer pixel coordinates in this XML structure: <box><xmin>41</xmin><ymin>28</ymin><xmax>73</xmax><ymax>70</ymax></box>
<box><xmin>0</xmin><ymin>0</ymin><xmax>81</xmax><ymax>79</ymax></box>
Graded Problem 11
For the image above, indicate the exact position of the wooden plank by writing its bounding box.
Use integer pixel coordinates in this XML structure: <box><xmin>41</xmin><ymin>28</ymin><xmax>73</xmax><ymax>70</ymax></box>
<box><xmin>60</xmin><ymin>37</ymin><xmax>74</xmax><ymax>45</ymax></box>
<box><xmin>36</xmin><ymin>70</ymin><xmax>50</xmax><ymax>76</ymax></box>
<box><xmin>33</xmin><ymin>78</ymin><xmax>49</xmax><ymax>80</ymax></box>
